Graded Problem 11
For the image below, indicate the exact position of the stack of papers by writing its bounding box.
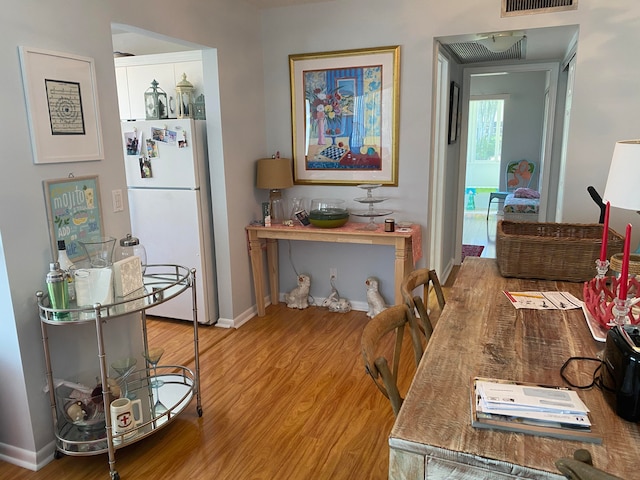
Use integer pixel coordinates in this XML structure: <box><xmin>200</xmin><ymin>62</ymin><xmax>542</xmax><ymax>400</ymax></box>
<box><xmin>503</xmin><ymin>291</ymin><xmax>582</xmax><ymax>310</ymax></box>
<box><xmin>471</xmin><ymin>378</ymin><xmax>601</xmax><ymax>443</ymax></box>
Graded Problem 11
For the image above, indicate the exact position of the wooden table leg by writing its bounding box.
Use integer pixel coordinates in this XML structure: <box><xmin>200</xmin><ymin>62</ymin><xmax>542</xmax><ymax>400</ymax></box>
<box><xmin>394</xmin><ymin>237</ymin><xmax>413</xmax><ymax>305</ymax></box>
<box><xmin>248</xmin><ymin>231</ymin><xmax>266</xmax><ymax>317</ymax></box>
<box><xmin>266</xmin><ymin>238</ymin><xmax>279</xmax><ymax>305</ymax></box>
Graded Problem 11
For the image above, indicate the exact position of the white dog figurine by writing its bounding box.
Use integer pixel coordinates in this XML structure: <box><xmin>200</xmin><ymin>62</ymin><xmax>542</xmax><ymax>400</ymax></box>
<box><xmin>285</xmin><ymin>274</ymin><xmax>311</xmax><ymax>309</ymax></box>
<box><xmin>329</xmin><ymin>298</ymin><xmax>352</xmax><ymax>313</ymax></box>
<box><xmin>321</xmin><ymin>287</ymin><xmax>352</xmax><ymax>313</ymax></box>
<box><xmin>321</xmin><ymin>288</ymin><xmax>340</xmax><ymax>309</ymax></box>
<box><xmin>365</xmin><ymin>277</ymin><xmax>387</xmax><ymax>318</ymax></box>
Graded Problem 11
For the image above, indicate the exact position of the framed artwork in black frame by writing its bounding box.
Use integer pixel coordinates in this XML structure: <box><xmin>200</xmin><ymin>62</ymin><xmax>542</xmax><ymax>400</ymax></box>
<box><xmin>448</xmin><ymin>81</ymin><xmax>460</xmax><ymax>144</ymax></box>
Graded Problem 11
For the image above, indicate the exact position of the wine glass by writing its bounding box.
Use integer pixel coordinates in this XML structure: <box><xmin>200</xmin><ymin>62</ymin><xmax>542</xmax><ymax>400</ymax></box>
<box><xmin>142</xmin><ymin>347</ymin><xmax>167</xmax><ymax>416</ymax></box>
<box><xmin>142</xmin><ymin>347</ymin><xmax>164</xmax><ymax>387</ymax></box>
<box><xmin>111</xmin><ymin>357</ymin><xmax>137</xmax><ymax>399</ymax></box>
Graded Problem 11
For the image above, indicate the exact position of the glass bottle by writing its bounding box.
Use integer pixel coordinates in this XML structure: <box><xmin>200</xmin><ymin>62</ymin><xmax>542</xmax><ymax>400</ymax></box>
<box><xmin>289</xmin><ymin>197</ymin><xmax>304</xmax><ymax>221</ymax></box>
<box><xmin>271</xmin><ymin>197</ymin><xmax>286</xmax><ymax>225</ymax></box>
<box><xmin>115</xmin><ymin>234</ymin><xmax>147</xmax><ymax>273</ymax></box>
<box><xmin>56</xmin><ymin>240</ymin><xmax>76</xmax><ymax>300</ymax></box>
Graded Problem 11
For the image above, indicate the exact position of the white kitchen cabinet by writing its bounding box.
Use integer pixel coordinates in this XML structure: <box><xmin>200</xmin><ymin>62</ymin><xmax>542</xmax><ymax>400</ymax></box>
<box><xmin>115</xmin><ymin>51</ymin><xmax>203</xmax><ymax>121</ymax></box>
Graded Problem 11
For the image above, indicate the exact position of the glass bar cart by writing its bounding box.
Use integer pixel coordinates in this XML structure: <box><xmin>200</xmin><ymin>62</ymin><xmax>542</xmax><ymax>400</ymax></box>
<box><xmin>36</xmin><ymin>264</ymin><xmax>202</xmax><ymax>480</ymax></box>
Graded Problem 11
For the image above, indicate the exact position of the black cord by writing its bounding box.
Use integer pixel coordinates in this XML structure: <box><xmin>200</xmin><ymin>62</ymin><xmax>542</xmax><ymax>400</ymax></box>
<box><xmin>560</xmin><ymin>356</ymin><xmax>603</xmax><ymax>390</ymax></box>
<box><xmin>286</xmin><ymin>240</ymin><xmax>299</xmax><ymax>277</ymax></box>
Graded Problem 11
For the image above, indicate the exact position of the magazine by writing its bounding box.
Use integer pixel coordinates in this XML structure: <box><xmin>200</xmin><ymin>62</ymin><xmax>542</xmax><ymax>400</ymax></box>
<box><xmin>470</xmin><ymin>377</ymin><xmax>601</xmax><ymax>444</ymax></box>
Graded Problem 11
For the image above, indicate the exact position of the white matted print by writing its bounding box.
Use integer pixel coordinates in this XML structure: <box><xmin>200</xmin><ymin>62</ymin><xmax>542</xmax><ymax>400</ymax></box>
<box><xmin>19</xmin><ymin>47</ymin><xmax>103</xmax><ymax>164</ymax></box>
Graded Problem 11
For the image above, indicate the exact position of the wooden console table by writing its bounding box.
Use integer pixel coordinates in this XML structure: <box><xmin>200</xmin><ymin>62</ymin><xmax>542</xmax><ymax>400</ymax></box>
<box><xmin>389</xmin><ymin>257</ymin><xmax>638</xmax><ymax>479</ymax></box>
<box><xmin>246</xmin><ymin>222</ymin><xmax>422</xmax><ymax>317</ymax></box>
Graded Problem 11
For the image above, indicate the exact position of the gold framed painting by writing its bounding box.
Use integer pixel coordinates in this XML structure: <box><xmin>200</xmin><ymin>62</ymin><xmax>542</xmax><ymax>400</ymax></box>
<box><xmin>289</xmin><ymin>46</ymin><xmax>400</xmax><ymax>185</ymax></box>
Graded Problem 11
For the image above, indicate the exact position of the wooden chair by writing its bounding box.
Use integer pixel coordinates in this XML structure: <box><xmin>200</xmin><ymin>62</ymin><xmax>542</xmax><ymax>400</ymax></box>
<box><xmin>361</xmin><ymin>304</ymin><xmax>423</xmax><ymax>417</ymax></box>
<box><xmin>401</xmin><ymin>268</ymin><xmax>446</xmax><ymax>345</ymax></box>
<box><xmin>486</xmin><ymin>159</ymin><xmax>537</xmax><ymax>220</ymax></box>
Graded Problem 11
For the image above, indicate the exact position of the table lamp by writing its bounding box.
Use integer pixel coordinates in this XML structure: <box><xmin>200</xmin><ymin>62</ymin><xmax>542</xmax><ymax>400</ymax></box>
<box><xmin>256</xmin><ymin>157</ymin><xmax>294</xmax><ymax>224</ymax></box>
<box><xmin>603</xmin><ymin>140</ymin><xmax>640</xmax><ymax>252</ymax></box>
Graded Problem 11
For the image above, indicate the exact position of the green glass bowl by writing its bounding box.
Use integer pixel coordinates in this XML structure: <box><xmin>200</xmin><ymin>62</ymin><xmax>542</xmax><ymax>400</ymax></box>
<box><xmin>309</xmin><ymin>208</ymin><xmax>349</xmax><ymax>228</ymax></box>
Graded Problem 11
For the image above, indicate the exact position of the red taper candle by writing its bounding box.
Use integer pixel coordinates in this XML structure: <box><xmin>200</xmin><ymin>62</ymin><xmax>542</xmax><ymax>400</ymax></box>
<box><xmin>619</xmin><ymin>223</ymin><xmax>632</xmax><ymax>300</ymax></box>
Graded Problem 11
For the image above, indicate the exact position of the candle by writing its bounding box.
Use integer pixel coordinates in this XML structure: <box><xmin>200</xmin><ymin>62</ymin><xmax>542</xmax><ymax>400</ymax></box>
<box><xmin>619</xmin><ymin>223</ymin><xmax>632</xmax><ymax>300</ymax></box>
<box><xmin>600</xmin><ymin>202</ymin><xmax>610</xmax><ymax>261</ymax></box>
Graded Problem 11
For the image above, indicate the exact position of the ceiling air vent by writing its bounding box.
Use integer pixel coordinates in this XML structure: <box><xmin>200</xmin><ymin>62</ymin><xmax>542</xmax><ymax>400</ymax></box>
<box><xmin>445</xmin><ymin>38</ymin><xmax>526</xmax><ymax>65</ymax></box>
<box><xmin>502</xmin><ymin>0</ymin><xmax>577</xmax><ymax>17</ymax></box>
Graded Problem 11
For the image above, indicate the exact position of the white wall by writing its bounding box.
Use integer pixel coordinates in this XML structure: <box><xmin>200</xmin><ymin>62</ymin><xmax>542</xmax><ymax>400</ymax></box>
<box><xmin>260</xmin><ymin>0</ymin><xmax>640</xmax><ymax>301</ymax></box>
<box><xmin>3</xmin><ymin>0</ymin><xmax>640</xmax><ymax>469</ymax></box>
<box><xmin>0</xmin><ymin>0</ymin><xmax>265</xmax><ymax>468</ymax></box>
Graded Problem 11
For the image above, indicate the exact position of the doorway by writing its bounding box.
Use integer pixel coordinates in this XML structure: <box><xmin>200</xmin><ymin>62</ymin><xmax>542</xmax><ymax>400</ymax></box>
<box><xmin>110</xmin><ymin>24</ymin><xmax>231</xmax><ymax>323</ymax></box>
<box><xmin>455</xmin><ymin>63</ymin><xmax>560</xmax><ymax>262</ymax></box>
<box><xmin>462</xmin><ymin>95</ymin><xmax>506</xmax><ymax>258</ymax></box>
<box><xmin>430</xmin><ymin>25</ymin><xmax>577</xmax><ymax>272</ymax></box>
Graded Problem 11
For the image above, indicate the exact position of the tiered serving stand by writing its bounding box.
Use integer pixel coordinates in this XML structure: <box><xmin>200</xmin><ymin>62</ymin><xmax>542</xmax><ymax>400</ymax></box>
<box><xmin>350</xmin><ymin>184</ymin><xmax>392</xmax><ymax>230</ymax></box>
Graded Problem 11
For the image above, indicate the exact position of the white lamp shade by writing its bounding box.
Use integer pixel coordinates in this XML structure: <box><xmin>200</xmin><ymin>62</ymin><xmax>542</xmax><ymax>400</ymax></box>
<box><xmin>603</xmin><ymin>140</ymin><xmax>640</xmax><ymax>211</ymax></box>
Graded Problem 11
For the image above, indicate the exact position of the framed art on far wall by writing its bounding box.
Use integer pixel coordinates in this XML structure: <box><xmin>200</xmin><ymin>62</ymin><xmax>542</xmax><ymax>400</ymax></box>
<box><xmin>19</xmin><ymin>47</ymin><xmax>104</xmax><ymax>164</ymax></box>
<box><xmin>289</xmin><ymin>45</ymin><xmax>400</xmax><ymax>185</ymax></box>
<box><xmin>448</xmin><ymin>81</ymin><xmax>460</xmax><ymax>145</ymax></box>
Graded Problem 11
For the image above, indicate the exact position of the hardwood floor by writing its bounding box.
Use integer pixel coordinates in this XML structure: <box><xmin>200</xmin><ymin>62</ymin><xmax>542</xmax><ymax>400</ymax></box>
<box><xmin>1</xmin><ymin>305</ymin><xmax>425</xmax><ymax>480</ymax></box>
<box><xmin>463</xmin><ymin>211</ymin><xmax>499</xmax><ymax>258</ymax></box>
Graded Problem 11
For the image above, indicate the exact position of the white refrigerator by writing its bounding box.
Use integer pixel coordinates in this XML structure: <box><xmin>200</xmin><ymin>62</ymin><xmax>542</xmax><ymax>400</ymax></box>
<box><xmin>121</xmin><ymin>118</ymin><xmax>217</xmax><ymax>324</ymax></box>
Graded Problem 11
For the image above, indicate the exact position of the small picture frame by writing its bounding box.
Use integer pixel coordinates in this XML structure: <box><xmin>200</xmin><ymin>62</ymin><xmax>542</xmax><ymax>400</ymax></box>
<box><xmin>448</xmin><ymin>81</ymin><xmax>461</xmax><ymax>145</ymax></box>
<box><xmin>139</xmin><ymin>157</ymin><xmax>152</xmax><ymax>178</ymax></box>
<box><xmin>295</xmin><ymin>209</ymin><xmax>311</xmax><ymax>226</ymax></box>
<box><xmin>151</xmin><ymin>127</ymin><xmax>167</xmax><ymax>143</ymax></box>
<box><xmin>124</xmin><ymin>131</ymin><xmax>141</xmax><ymax>155</ymax></box>
<box><xmin>146</xmin><ymin>139</ymin><xmax>159</xmax><ymax>158</ymax></box>
<box><xmin>262</xmin><ymin>202</ymin><xmax>271</xmax><ymax>226</ymax></box>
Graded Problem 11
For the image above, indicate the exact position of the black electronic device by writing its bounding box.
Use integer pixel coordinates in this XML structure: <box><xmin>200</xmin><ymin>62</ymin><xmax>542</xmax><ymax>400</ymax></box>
<box><xmin>601</xmin><ymin>324</ymin><xmax>640</xmax><ymax>422</ymax></box>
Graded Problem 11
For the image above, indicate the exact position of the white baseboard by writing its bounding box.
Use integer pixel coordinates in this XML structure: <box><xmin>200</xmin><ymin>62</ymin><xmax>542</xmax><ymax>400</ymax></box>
<box><xmin>441</xmin><ymin>258</ymin><xmax>455</xmax><ymax>285</ymax></box>
<box><xmin>0</xmin><ymin>438</ymin><xmax>56</xmax><ymax>471</ymax></box>
<box><xmin>225</xmin><ymin>294</ymin><xmax>382</xmax><ymax>329</ymax></box>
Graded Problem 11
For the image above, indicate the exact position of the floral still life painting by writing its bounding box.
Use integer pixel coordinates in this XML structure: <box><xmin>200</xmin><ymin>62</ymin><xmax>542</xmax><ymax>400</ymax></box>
<box><xmin>290</xmin><ymin>46</ymin><xmax>400</xmax><ymax>185</ymax></box>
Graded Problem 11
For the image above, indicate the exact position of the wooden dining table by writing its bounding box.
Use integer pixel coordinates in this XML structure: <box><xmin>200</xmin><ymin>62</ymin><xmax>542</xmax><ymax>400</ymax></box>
<box><xmin>389</xmin><ymin>257</ymin><xmax>640</xmax><ymax>479</ymax></box>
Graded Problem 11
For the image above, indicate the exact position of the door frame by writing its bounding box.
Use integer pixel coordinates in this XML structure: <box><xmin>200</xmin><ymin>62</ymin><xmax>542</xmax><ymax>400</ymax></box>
<box><xmin>454</xmin><ymin>62</ymin><xmax>559</xmax><ymax>260</ymax></box>
<box><xmin>428</xmin><ymin>50</ymin><xmax>450</xmax><ymax>277</ymax></box>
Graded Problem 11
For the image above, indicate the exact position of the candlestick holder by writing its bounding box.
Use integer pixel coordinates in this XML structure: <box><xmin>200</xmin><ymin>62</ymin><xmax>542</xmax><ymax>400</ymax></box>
<box><xmin>612</xmin><ymin>297</ymin><xmax>631</xmax><ymax>326</ymax></box>
<box><xmin>583</xmin><ymin>276</ymin><xmax>640</xmax><ymax>328</ymax></box>
<box><xmin>595</xmin><ymin>259</ymin><xmax>610</xmax><ymax>279</ymax></box>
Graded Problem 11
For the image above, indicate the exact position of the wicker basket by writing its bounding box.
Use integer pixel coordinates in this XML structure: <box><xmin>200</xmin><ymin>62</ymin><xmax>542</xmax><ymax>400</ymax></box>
<box><xmin>609</xmin><ymin>253</ymin><xmax>640</xmax><ymax>276</ymax></box>
<box><xmin>496</xmin><ymin>220</ymin><xmax>624</xmax><ymax>282</ymax></box>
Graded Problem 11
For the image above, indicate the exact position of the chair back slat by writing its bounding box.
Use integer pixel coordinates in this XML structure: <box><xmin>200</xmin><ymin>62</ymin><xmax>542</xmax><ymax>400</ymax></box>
<box><xmin>361</xmin><ymin>304</ymin><xmax>423</xmax><ymax>416</ymax></box>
